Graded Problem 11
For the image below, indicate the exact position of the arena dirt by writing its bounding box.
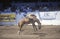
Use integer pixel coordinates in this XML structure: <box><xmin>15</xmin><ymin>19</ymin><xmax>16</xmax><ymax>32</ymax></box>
<box><xmin>0</xmin><ymin>25</ymin><xmax>60</xmax><ymax>39</ymax></box>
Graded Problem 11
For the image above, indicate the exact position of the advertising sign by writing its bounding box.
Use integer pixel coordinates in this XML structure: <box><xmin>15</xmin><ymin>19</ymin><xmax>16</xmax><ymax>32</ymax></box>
<box><xmin>40</xmin><ymin>11</ymin><xmax>57</xmax><ymax>20</ymax></box>
<box><xmin>0</xmin><ymin>13</ymin><xmax>16</xmax><ymax>22</ymax></box>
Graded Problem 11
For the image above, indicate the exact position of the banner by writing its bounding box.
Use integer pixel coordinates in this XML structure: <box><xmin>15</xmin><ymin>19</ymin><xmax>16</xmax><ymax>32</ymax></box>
<box><xmin>40</xmin><ymin>11</ymin><xmax>57</xmax><ymax>20</ymax></box>
<box><xmin>0</xmin><ymin>13</ymin><xmax>16</xmax><ymax>22</ymax></box>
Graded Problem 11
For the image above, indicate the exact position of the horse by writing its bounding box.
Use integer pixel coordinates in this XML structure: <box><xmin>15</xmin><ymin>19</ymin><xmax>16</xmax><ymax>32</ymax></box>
<box><xmin>18</xmin><ymin>14</ymin><xmax>41</xmax><ymax>35</ymax></box>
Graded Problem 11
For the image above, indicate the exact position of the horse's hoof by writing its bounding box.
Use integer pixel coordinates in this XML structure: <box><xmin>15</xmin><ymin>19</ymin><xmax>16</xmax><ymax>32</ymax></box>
<box><xmin>39</xmin><ymin>27</ymin><xmax>41</xmax><ymax>30</ymax></box>
<box><xmin>34</xmin><ymin>29</ymin><xmax>38</xmax><ymax>32</ymax></box>
<box><xmin>17</xmin><ymin>31</ymin><xmax>21</xmax><ymax>35</ymax></box>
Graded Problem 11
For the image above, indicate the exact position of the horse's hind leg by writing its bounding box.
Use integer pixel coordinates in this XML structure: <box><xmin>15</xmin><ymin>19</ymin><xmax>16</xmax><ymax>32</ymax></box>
<box><xmin>18</xmin><ymin>23</ymin><xmax>24</xmax><ymax>35</ymax></box>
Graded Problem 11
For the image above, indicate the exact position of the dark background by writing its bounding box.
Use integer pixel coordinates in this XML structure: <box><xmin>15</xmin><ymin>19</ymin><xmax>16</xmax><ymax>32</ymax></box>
<box><xmin>0</xmin><ymin>0</ymin><xmax>60</xmax><ymax>11</ymax></box>
<box><xmin>0</xmin><ymin>0</ymin><xmax>60</xmax><ymax>8</ymax></box>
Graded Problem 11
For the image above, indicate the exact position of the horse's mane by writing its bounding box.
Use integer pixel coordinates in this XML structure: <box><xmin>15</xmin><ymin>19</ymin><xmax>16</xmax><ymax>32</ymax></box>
<box><xmin>30</xmin><ymin>14</ymin><xmax>36</xmax><ymax>17</ymax></box>
<box><xmin>26</xmin><ymin>14</ymin><xmax>36</xmax><ymax>17</ymax></box>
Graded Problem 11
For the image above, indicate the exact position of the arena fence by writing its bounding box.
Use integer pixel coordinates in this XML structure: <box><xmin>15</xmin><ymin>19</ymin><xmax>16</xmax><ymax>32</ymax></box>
<box><xmin>0</xmin><ymin>11</ymin><xmax>60</xmax><ymax>26</ymax></box>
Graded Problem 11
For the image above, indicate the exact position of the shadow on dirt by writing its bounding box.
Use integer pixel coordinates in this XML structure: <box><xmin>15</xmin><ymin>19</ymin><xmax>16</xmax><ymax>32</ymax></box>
<box><xmin>33</xmin><ymin>32</ymin><xmax>47</xmax><ymax>37</ymax></box>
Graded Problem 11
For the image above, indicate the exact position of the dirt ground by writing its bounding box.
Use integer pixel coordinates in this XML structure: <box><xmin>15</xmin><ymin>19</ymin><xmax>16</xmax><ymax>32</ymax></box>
<box><xmin>0</xmin><ymin>25</ymin><xmax>60</xmax><ymax>39</ymax></box>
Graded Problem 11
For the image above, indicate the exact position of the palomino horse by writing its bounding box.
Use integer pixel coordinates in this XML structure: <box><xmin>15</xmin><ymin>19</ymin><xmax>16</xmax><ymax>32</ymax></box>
<box><xmin>18</xmin><ymin>14</ymin><xmax>41</xmax><ymax>34</ymax></box>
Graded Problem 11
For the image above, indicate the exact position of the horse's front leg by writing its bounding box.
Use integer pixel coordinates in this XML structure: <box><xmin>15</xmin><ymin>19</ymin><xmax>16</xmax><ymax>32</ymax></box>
<box><xmin>35</xmin><ymin>19</ymin><xmax>41</xmax><ymax>30</ymax></box>
<box><xmin>32</xmin><ymin>22</ymin><xmax>37</xmax><ymax>31</ymax></box>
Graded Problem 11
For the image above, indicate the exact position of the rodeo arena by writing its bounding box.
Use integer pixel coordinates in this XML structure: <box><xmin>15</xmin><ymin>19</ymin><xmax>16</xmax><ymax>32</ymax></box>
<box><xmin>0</xmin><ymin>0</ymin><xmax>60</xmax><ymax>39</ymax></box>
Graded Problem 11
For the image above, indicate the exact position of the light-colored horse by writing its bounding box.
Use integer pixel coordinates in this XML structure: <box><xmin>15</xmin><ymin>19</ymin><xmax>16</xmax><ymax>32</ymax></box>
<box><xmin>18</xmin><ymin>14</ymin><xmax>41</xmax><ymax>34</ymax></box>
